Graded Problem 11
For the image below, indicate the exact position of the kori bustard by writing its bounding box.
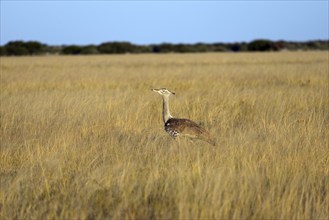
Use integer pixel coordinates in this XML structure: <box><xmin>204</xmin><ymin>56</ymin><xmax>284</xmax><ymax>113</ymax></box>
<box><xmin>152</xmin><ymin>88</ymin><xmax>216</xmax><ymax>146</ymax></box>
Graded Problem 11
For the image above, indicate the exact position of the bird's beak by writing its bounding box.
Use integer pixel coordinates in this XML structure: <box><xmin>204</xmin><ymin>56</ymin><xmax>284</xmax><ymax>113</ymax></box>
<box><xmin>171</xmin><ymin>91</ymin><xmax>175</xmax><ymax>95</ymax></box>
<box><xmin>152</xmin><ymin>88</ymin><xmax>160</xmax><ymax>92</ymax></box>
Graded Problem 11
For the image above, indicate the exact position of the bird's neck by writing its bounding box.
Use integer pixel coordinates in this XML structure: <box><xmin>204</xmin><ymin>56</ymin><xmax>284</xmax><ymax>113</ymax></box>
<box><xmin>162</xmin><ymin>95</ymin><xmax>173</xmax><ymax>123</ymax></box>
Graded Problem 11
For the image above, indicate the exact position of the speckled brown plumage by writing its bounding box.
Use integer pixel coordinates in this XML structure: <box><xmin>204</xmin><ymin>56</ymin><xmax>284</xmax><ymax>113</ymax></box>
<box><xmin>165</xmin><ymin>118</ymin><xmax>216</xmax><ymax>146</ymax></box>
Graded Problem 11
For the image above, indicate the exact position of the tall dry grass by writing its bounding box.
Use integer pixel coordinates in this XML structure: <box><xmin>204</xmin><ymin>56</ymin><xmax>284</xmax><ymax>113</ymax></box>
<box><xmin>0</xmin><ymin>52</ymin><xmax>328</xmax><ymax>219</ymax></box>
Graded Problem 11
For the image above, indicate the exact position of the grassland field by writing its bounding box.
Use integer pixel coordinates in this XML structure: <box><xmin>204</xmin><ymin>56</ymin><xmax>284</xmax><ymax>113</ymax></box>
<box><xmin>0</xmin><ymin>52</ymin><xmax>328</xmax><ymax>219</ymax></box>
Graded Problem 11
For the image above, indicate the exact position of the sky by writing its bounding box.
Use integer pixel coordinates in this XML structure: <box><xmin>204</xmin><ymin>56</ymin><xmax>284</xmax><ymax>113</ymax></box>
<box><xmin>0</xmin><ymin>1</ymin><xmax>328</xmax><ymax>46</ymax></box>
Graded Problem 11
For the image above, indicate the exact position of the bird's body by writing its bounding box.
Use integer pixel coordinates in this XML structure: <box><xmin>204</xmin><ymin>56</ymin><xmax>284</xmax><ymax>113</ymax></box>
<box><xmin>153</xmin><ymin>88</ymin><xmax>216</xmax><ymax>146</ymax></box>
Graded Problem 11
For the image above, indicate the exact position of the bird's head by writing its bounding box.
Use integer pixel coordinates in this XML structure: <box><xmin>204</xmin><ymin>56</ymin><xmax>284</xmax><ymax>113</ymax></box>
<box><xmin>152</xmin><ymin>88</ymin><xmax>175</xmax><ymax>96</ymax></box>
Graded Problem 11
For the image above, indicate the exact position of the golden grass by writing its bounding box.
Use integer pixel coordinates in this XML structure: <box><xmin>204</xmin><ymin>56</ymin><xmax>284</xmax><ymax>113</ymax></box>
<box><xmin>0</xmin><ymin>52</ymin><xmax>328</xmax><ymax>219</ymax></box>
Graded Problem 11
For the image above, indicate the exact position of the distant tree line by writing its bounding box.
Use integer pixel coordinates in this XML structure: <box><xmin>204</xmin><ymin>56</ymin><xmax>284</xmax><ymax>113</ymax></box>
<box><xmin>0</xmin><ymin>39</ymin><xmax>328</xmax><ymax>56</ymax></box>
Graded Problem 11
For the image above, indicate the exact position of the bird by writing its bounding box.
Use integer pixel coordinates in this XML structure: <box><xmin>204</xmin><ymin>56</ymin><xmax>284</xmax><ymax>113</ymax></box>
<box><xmin>152</xmin><ymin>88</ymin><xmax>216</xmax><ymax>146</ymax></box>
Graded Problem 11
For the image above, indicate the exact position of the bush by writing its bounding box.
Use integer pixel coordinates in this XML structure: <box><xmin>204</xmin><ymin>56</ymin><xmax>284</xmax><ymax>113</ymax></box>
<box><xmin>25</xmin><ymin>41</ymin><xmax>45</xmax><ymax>55</ymax></box>
<box><xmin>3</xmin><ymin>41</ymin><xmax>45</xmax><ymax>55</ymax></box>
<box><xmin>247</xmin><ymin>39</ymin><xmax>278</xmax><ymax>51</ymax></box>
<box><xmin>98</xmin><ymin>42</ymin><xmax>134</xmax><ymax>54</ymax></box>
<box><xmin>62</xmin><ymin>45</ymin><xmax>83</xmax><ymax>55</ymax></box>
<box><xmin>81</xmin><ymin>45</ymin><xmax>99</xmax><ymax>55</ymax></box>
<box><xmin>0</xmin><ymin>46</ymin><xmax>7</xmax><ymax>56</ymax></box>
<box><xmin>0</xmin><ymin>39</ymin><xmax>328</xmax><ymax>56</ymax></box>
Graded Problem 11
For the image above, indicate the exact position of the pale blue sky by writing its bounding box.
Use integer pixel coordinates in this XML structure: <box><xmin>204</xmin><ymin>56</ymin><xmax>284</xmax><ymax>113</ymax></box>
<box><xmin>1</xmin><ymin>1</ymin><xmax>328</xmax><ymax>45</ymax></box>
